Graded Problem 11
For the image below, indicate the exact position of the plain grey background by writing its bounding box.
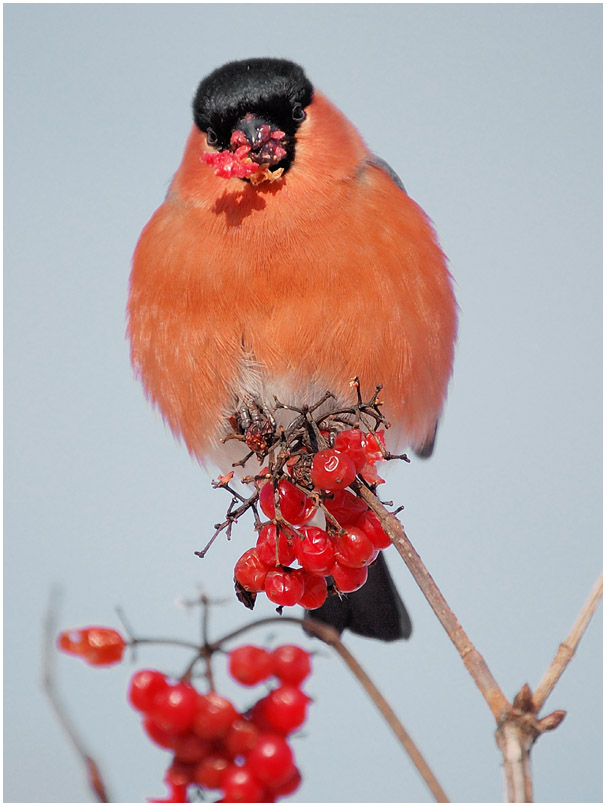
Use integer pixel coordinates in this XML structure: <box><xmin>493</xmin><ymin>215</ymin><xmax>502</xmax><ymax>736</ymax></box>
<box><xmin>4</xmin><ymin>3</ymin><xmax>602</xmax><ymax>803</ymax></box>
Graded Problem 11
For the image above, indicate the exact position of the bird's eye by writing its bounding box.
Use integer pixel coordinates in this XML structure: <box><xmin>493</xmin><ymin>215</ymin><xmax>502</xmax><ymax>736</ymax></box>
<box><xmin>206</xmin><ymin>128</ymin><xmax>218</xmax><ymax>147</ymax></box>
<box><xmin>292</xmin><ymin>104</ymin><xmax>306</xmax><ymax>123</ymax></box>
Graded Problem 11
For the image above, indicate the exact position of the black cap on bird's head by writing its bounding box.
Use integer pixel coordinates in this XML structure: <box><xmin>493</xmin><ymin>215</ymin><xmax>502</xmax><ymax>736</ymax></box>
<box><xmin>193</xmin><ymin>58</ymin><xmax>313</xmax><ymax>178</ymax></box>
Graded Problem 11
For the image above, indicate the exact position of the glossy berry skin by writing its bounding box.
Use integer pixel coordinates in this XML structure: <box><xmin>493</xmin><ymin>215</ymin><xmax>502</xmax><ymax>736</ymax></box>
<box><xmin>263</xmin><ymin>685</ymin><xmax>310</xmax><ymax>735</ymax></box>
<box><xmin>234</xmin><ymin>548</ymin><xmax>270</xmax><ymax>592</ymax></box>
<box><xmin>148</xmin><ymin>682</ymin><xmax>198</xmax><ymax>734</ymax></box>
<box><xmin>332</xmin><ymin>526</ymin><xmax>377</xmax><ymax>568</ymax></box>
<box><xmin>224</xmin><ymin>718</ymin><xmax>260</xmax><ymax>757</ymax></box>
<box><xmin>365</xmin><ymin>430</ymin><xmax>386</xmax><ymax>462</ymax></box>
<box><xmin>172</xmin><ymin>732</ymin><xmax>212</xmax><ymax>764</ymax></box>
<box><xmin>83</xmin><ymin>628</ymin><xmax>127</xmax><ymax>666</ymax></box>
<box><xmin>355</xmin><ymin>510</ymin><xmax>391</xmax><ymax>549</ymax></box>
<box><xmin>333</xmin><ymin>429</ymin><xmax>368</xmax><ymax>471</ymax></box>
<box><xmin>256</xmin><ymin>523</ymin><xmax>296</xmax><ymax>566</ymax></box>
<box><xmin>142</xmin><ymin>716</ymin><xmax>177</xmax><ymax>750</ymax></box>
<box><xmin>271</xmin><ymin>645</ymin><xmax>312</xmax><ymax>685</ymax></box>
<box><xmin>330</xmin><ymin>561</ymin><xmax>369</xmax><ymax>593</ymax></box>
<box><xmin>294</xmin><ymin>526</ymin><xmax>335</xmax><ymax>574</ymax></box>
<box><xmin>193</xmin><ymin>692</ymin><xmax>239</xmax><ymax>740</ymax></box>
<box><xmin>221</xmin><ymin>763</ymin><xmax>265</xmax><ymax>803</ymax></box>
<box><xmin>228</xmin><ymin>645</ymin><xmax>273</xmax><ymax>686</ymax></box>
<box><xmin>128</xmin><ymin>669</ymin><xmax>169</xmax><ymax>712</ymax></box>
<box><xmin>57</xmin><ymin>627</ymin><xmax>126</xmax><ymax>666</ymax></box>
<box><xmin>297</xmin><ymin>572</ymin><xmax>328</xmax><ymax>609</ymax></box>
<box><xmin>269</xmin><ymin>765</ymin><xmax>302</xmax><ymax>798</ymax></box>
<box><xmin>264</xmin><ymin>568</ymin><xmax>305</xmax><ymax>606</ymax></box>
<box><xmin>165</xmin><ymin>759</ymin><xmax>196</xmax><ymax>787</ymax></box>
<box><xmin>259</xmin><ymin>479</ymin><xmax>314</xmax><ymax>525</ymax></box>
<box><xmin>193</xmin><ymin>751</ymin><xmax>231</xmax><ymax>789</ymax></box>
<box><xmin>247</xmin><ymin>733</ymin><xmax>294</xmax><ymax>785</ymax></box>
<box><xmin>322</xmin><ymin>489</ymin><xmax>368</xmax><ymax>526</ymax></box>
<box><xmin>311</xmin><ymin>449</ymin><xmax>357</xmax><ymax>491</ymax></box>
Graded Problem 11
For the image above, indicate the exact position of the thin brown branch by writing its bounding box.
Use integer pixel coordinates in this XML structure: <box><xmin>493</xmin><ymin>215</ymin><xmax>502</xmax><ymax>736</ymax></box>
<box><xmin>352</xmin><ymin>481</ymin><xmax>511</xmax><ymax>722</ymax></box>
<box><xmin>42</xmin><ymin>589</ymin><xmax>111</xmax><ymax>803</ymax></box>
<box><xmin>532</xmin><ymin>573</ymin><xmax>603</xmax><ymax>711</ymax></box>
<box><xmin>327</xmin><ymin>629</ymin><xmax>450</xmax><ymax>803</ymax></box>
<box><xmin>495</xmin><ymin>718</ymin><xmax>534</xmax><ymax>803</ymax></box>
<box><xmin>209</xmin><ymin>615</ymin><xmax>449</xmax><ymax>803</ymax></box>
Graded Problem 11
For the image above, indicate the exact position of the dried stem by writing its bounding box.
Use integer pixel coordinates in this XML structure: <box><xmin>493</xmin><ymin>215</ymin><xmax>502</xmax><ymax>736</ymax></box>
<box><xmin>42</xmin><ymin>589</ymin><xmax>111</xmax><ymax>803</ymax></box>
<box><xmin>533</xmin><ymin>573</ymin><xmax>603</xmax><ymax>710</ymax></box>
<box><xmin>495</xmin><ymin>719</ymin><xmax>534</xmax><ymax>803</ymax></box>
<box><xmin>351</xmin><ymin>480</ymin><xmax>511</xmax><ymax>721</ymax></box>
<box><xmin>327</xmin><ymin>632</ymin><xmax>449</xmax><ymax>802</ymax></box>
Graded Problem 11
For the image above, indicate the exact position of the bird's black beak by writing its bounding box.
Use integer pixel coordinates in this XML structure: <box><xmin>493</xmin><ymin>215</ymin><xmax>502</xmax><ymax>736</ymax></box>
<box><xmin>230</xmin><ymin>114</ymin><xmax>287</xmax><ymax>167</ymax></box>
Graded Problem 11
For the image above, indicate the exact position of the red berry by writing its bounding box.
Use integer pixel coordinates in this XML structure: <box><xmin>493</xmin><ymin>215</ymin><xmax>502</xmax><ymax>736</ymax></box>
<box><xmin>256</xmin><ymin>523</ymin><xmax>296</xmax><ymax>567</ymax></box>
<box><xmin>193</xmin><ymin>751</ymin><xmax>231</xmax><ymax>789</ymax></box>
<box><xmin>297</xmin><ymin>572</ymin><xmax>328</xmax><ymax>610</ymax></box>
<box><xmin>323</xmin><ymin>489</ymin><xmax>367</xmax><ymax>526</ymax></box>
<box><xmin>249</xmin><ymin>695</ymin><xmax>272</xmax><ymax>732</ymax></box>
<box><xmin>247</xmin><ymin>733</ymin><xmax>294</xmax><ymax>786</ymax></box>
<box><xmin>173</xmin><ymin>731</ymin><xmax>212</xmax><ymax>763</ymax></box>
<box><xmin>271</xmin><ymin>645</ymin><xmax>312</xmax><ymax>685</ymax></box>
<box><xmin>268</xmin><ymin>764</ymin><xmax>302</xmax><ymax>797</ymax></box>
<box><xmin>57</xmin><ymin>627</ymin><xmax>126</xmax><ymax>666</ymax></box>
<box><xmin>225</xmin><ymin>717</ymin><xmax>260</xmax><ymax>757</ymax></box>
<box><xmin>142</xmin><ymin>716</ymin><xmax>177</xmax><ymax>750</ymax></box>
<box><xmin>355</xmin><ymin>510</ymin><xmax>391</xmax><ymax>549</ymax></box>
<box><xmin>221</xmin><ymin>763</ymin><xmax>265</xmax><ymax>803</ymax></box>
<box><xmin>334</xmin><ymin>429</ymin><xmax>368</xmax><ymax>471</ymax></box>
<box><xmin>365</xmin><ymin>430</ymin><xmax>386</xmax><ymax>461</ymax></box>
<box><xmin>300</xmin><ymin>494</ymin><xmax>318</xmax><ymax>525</ymax></box>
<box><xmin>311</xmin><ymin>449</ymin><xmax>357</xmax><ymax>491</ymax></box>
<box><xmin>228</xmin><ymin>645</ymin><xmax>273</xmax><ymax>687</ymax></box>
<box><xmin>360</xmin><ymin>461</ymin><xmax>386</xmax><ymax>486</ymax></box>
<box><xmin>128</xmin><ymin>669</ymin><xmax>169</xmax><ymax>713</ymax></box>
<box><xmin>294</xmin><ymin>526</ymin><xmax>335</xmax><ymax>574</ymax></box>
<box><xmin>165</xmin><ymin>759</ymin><xmax>196</xmax><ymax>787</ymax></box>
<box><xmin>149</xmin><ymin>781</ymin><xmax>188</xmax><ymax>803</ymax></box>
<box><xmin>148</xmin><ymin>682</ymin><xmax>198</xmax><ymax>734</ymax></box>
<box><xmin>263</xmin><ymin>685</ymin><xmax>310</xmax><ymax>734</ymax></box>
<box><xmin>83</xmin><ymin>627</ymin><xmax>127</xmax><ymax>666</ymax></box>
<box><xmin>57</xmin><ymin>628</ymin><xmax>89</xmax><ymax>656</ymax></box>
<box><xmin>234</xmin><ymin>548</ymin><xmax>270</xmax><ymax>592</ymax></box>
<box><xmin>331</xmin><ymin>561</ymin><xmax>369</xmax><ymax>593</ymax></box>
<box><xmin>264</xmin><ymin>568</ymin><xmax>305</xmax><ymax>607</ymax></box>
<box><xmin>332</xmin><ymin>527</ymin><xmax>377</xmax><ymax>568</ymax></box>
<box><xmin>259</xmin><ymin>479</ymin><xmax>312</xmax><ymax>525</ymax></box>
<box><xmin>193</xmin><ymin>691</ymin><xmax>238</xmax><ymax>740</ymax></box>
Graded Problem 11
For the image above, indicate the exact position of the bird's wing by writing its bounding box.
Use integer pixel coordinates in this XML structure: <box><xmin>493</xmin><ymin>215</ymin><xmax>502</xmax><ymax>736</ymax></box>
<box><xmin>366</xmin><ymin>155</ymin><xmax>441</xmax><ymax>459</ymax></box>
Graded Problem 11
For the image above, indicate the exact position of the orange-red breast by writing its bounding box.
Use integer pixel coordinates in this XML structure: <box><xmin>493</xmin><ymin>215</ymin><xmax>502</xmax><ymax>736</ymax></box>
<box><xmin>127</xmin><ymin>58</ymin><xmax>457</xmax><ymax>641</ymax></box>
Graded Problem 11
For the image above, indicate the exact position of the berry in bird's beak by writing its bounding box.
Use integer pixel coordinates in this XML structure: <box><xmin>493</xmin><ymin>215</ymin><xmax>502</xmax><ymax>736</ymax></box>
<box><xmin>200</xmin><ymin>115</ymin><xmax>288</xmax><ymax>184</ymax></box>
<box><xmin>229</xmin><ymin>117</ymin><xmax>287</xmax><ymax>167</ymax></box>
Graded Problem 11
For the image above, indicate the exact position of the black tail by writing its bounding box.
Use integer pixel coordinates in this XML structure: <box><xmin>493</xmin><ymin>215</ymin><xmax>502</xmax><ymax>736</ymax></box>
<box><xmin>306</xmin><ymin>552</ymin><xmax>412</xmax><ymax>642</ymax></box>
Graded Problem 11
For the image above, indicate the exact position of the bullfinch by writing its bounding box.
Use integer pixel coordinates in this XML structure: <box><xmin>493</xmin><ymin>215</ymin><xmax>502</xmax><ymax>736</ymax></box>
<box><xmin>127</xmin><ymin>58</ymin><xmax>457</xmax><ymax>642</ymax></box>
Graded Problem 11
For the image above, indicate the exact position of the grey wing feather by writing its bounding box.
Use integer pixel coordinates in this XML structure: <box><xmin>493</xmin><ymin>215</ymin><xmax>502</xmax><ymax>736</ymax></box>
<box><xmin>368</xmin><ymin>154</ymin><xmax>407</xmax><ymax>194</ymax></box>
<box><xmin>369</xmin><ymin>155</ymin><xmax>442</xmax><ymax>459</ymax></box>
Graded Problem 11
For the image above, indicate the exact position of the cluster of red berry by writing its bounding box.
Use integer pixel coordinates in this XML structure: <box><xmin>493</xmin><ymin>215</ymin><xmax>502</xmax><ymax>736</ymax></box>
<box><xmin>129</xmin><ymin>644</ymin><xmax>312</xmax><ymax>803</ymax></box>
<box><xmin>57</xmin><ymin>626</ymin><xmax>127</xmax><ymax>666</ymax></box>
<box><xmin>234</xmin><ymin>429</ymin><xmax>391</xmax><ymax>609</ymax></box>
<box><xmin>201</xmin><ymin>148</ymin><xmax>260</xmax><ymax>180</ymax></box>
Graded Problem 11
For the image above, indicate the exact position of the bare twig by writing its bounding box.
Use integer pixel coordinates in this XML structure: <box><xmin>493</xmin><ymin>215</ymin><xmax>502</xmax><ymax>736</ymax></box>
<box><xmin>351</xmin><ymin>481</ymin><xmax>511</xmax><ymax>721</ymax></box>
<box><xmin>532</xmin><ymin>573</ymin><xmax>603</xmax><ymax>711</ymax></box>
<box><xmin>42</xmin><ymin>589</ymin><xmax>111</xmax><ymax>803</ymax></box>
<box><xmin>209</xmin><ymin>615</ymin><xmax>449</xmax><ymax>803</ymax></box>
<box><xmin>495</xmin><ymin>717</ymin><xmax>534</xmax><ymax>803</ymax></box>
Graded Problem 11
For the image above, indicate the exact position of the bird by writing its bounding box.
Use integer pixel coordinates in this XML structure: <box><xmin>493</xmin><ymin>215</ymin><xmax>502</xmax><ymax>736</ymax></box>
<box><xmin>127</xmin><ymin>57</ymin><xmax>457</xmax><ymax>642</ymax></box>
